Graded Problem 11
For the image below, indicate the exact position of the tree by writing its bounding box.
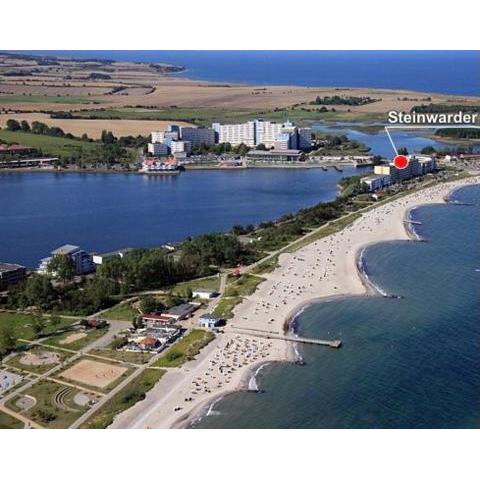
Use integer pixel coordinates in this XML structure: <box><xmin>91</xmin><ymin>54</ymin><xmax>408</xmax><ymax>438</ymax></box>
<box><xmin>256</xmin><ymin>143</ymin><xmax>267</xmax><ymax>151</ymax></box>
<box><xmin>31</xmin><ymin>313</ymin><xmax>46</xmax><ymax>338</ymax></box>
<box><xmin>101</xmin><ymin>130</ymin><xmax>116</xmax><ymax>144</ymax></box>
<box><xmin>47</xmin><ymin>255</ymin><xmax>75</xmax><ymax>283</ymax></box>
<box><xmin>6</xmin><ymin>119</ymin><xmax>21</xmax><ymax>131</ymax></box>
<box><xmin>421</xmin><ymin>146</ymin><xmax>436</xmax><ymax>155</ymax></box>
<box><xmin>139</xmin><ymin>295</ymin><xmax>161</xmax><ymax>314</ymax></box>
<box><xmin>397</xmin><ymin>147</ymin><xmax>409</xmax><ymax>155</ymax></box>
<box><xmin>0</xmin><ymin>322</ymin><xmax>18</xmax><ymax>355</ymax></box>
<box><xmin>20</xmin><ymin>120</ymin><xmax>31</xmax><ymax>132</ymax></box>
<box><xmin>50</xmin><ymin>314</ymin><xmax>62</xmax><ymax>330</ymax></box>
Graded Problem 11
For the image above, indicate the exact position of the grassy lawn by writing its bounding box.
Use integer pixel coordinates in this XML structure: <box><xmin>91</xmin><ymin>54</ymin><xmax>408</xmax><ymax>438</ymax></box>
<box><xmin>212</xmin><ymin>296</ymin><xmax>244</xmax><ymax>319</ymax></box>
<box><xmin>43</xmin><ymin>327</ymin><xmax>108</xmax><ymax>351</ymax></box>
<box><xmin>0</xmin><ymin>129</ymin><xmax>100</xmax><ymax>157</ymax></box>
<box><xmin>81</xmin><ymin>368</ymin><xmax>165</xmax><ymax>429</ymax></box>
<box><xmin>224</xmin><ymin>274</ymin><xmax>265</xmax><ymax>297</ymax></box>
<box><xmin>67</xmin><ymin>106</ymin><xmax>385</xmax><ymax>126</ymax></box>
<box><xmin>0</xmin><ymin>94</ymin><xmax>97</xmax><ymax>104</ymax></box>
<box><xmin>5</xmin><ymin>345</ymin><xmax>72</xmax><ymax>375</ymax></box>
<box><xmin>154</xmin><ymin>330</ymin><xmax>215</xmax><ymax>368</ymax></box>
<box><xmin>0</xmin><ymin>312</ymin><xmax>75</xmax><ymax>342</ymax></box>
<box><xmin>11</xmin><ymin>380</ymin><xmax>89</xmax><ymax>428</ymax></box>
<box><xmin>0</xmin><ymin>411</ymin><xmax>24</xmax><ymax>429</ymax></box>
<box><xmin>170</xmin><ymin>275</ymin><xmax>220</xmax><ymax>296</ymax></box>
<box><xmin>88</xmin><ymin>347</ymin><xmax>153</xmax><ymax>365</ymax></box>
<box><xmin>100</xmin><ymin>302</ymin><xmax>138</xmax><ymax>322</ymax></box>
<box><xmin>251</xmin><ymin>256</ymin><xmax>279</xmax><ymax>275</ymax></box>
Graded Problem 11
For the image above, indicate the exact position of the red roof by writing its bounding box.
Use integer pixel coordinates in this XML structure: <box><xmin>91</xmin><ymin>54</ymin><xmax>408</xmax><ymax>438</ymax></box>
<box><xmin>143</xmin><ymin>313</ymin><xmax>171</xmax><ymax>322</ymax></box>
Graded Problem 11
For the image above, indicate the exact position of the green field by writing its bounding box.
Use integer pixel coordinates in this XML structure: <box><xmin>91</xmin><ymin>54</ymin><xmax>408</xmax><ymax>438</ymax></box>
<box><xmin>88</xmin><ymin>347</ymin><xmax>153</xmax><ymax>365</ymax></box>
<box><xmin>154</xmin><ymin>329</ymin><xmax>215</xmax><ymax>368</ymax></box>
<box><xmin>8</xmin><ymin>380</ymin><xmax>88</xmax><ymax>428</ymax></box>
<box><xmin>0</xmin><ymin>411</ymin><xmax>24</xmax><ymax>429</ymax></box>
<box><xmin>100</xmin><ymin>301</ymin><xmax>138</xmax><ymax>322</ymax></box>
<box><xmin>169</xmin><ymin>275</ymin><xmax>221</xmax><ymax>296</ymax></box>
<box><xmin>0</xmin><ymin>129</ymin><xmax>100</xmax><ymax>157</ymax></box>
<box><xmin>0</xmin><ymin>312</ymin><xmax>75</xmax><ymax>342</ymax></box>
<box><xmin>0</xmin><ymin>94</ymin><xmax>100</xmax><ymax>104</ymax></box>
<box><xmin>212</xmin><ymin>296</ymin><xmax>244</xmax><ymax>319</ymax></box>
<box><xmin>43</xmin><ymin>327</ymin><xmax>108</xmax><ymax>351</ymax></box>
<box><xmin>81</xmin><ymin>368</ymin><xmax>165</xmax><ymax>429</ymax></box>
<box><xmin>224</xmin><ymin>274</ymin><xmax>265</xmax><ymax>297</ymax></box>
<box><xmin>56</xmin><ymin>106</ymin><xmax>385</xmax><ymax>127</ymax></box>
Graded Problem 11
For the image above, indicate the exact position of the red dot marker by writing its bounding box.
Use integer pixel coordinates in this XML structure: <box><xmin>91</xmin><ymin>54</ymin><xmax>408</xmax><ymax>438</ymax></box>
<box><xmin>393</xmin><ymin>154</ymin><xmax>409</xmax><ymax>170</ymax></box>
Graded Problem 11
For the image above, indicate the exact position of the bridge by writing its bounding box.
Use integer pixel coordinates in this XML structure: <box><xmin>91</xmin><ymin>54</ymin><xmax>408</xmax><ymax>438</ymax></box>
<box><xmin>231</xmin><ymin>327</ymin><xmax>342</xmax><ymax>348</ymax></box>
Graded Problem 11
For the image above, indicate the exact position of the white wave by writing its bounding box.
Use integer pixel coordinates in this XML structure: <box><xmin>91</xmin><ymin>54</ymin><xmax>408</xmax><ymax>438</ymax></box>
<box><xmin>407</xmin><ymin>208</ymin><xmax>422</xmax><ymax>241</ymax></box>
<box><xmin>248</xmin><ymin>363</ymin><xmax>268</xmax><ymax>392</ymax></box>
<box><xmin>205</xmin><ymin>395</ymin><xmax>225</xmax><ymax>416</ymax></box>
<box><xmin>358</xmin><ymin>248</ymin><xmax>389</xmax><ymax>297</ymax></box>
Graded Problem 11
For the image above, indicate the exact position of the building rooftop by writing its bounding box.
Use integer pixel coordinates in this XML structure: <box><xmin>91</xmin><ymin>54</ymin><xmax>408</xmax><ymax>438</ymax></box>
<box><xmin>94</xmin><ymin>248</ymin><xmax>133</xmax><ymax>258</ymax></box>
<box><xmin>166</xmin><ymin>303</ymin><xmax>197</xmax><ymax>316</ymax></box>
<box><xmin>248</xmin><ymin>149</ymin><xmax>302</xmax><ymax>155</ymax></box>
<box><xmin>200</xmin><ymin>313</ymin><xmax>222</xmax><ymax>320</ymax></box>
<box><xmin>51</xmin><ymin>244</ymin><xmax>80</xmax><ymax>255</ymax></box>
<box><xmin>0</xmin><ymin>263</ymin><xmax>25</xmax><ymax>273</ymax></box>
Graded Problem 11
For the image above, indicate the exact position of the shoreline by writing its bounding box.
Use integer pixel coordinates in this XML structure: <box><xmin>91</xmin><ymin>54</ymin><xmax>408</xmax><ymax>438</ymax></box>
<box><xmin>108</xmin><ymin>175</ymin><xmax>480</xmax><ymax>429</ymax></box>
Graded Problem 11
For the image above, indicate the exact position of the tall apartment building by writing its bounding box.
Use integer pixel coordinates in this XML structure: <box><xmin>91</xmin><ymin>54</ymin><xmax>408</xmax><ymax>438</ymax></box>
<box><xmin>170</xmin><ymin>140</ymin><xmax>192</xmax><ymax>154</ymax></box>
<box><xmin>298</xmin><ymin>128</ymin><xmax>313</xmax><ymax>150</ymax></box>
<box><xmin>151</xmin><ymin>130</ymin><xmax>179</xmax><ymax>143</ymax></box>
<box><xmin>256</xmin><ymin>120</ymin><xmax>285</xmax><ymax>147</ymax></box>
<box><xmin>212</xmin><ymin>120</ymin><xmax>311</xmax><ymax>150</ymax></box>
<box><xmin>0</xmin><ymin>263</ymin><xmax>26</xmax><ymax>290</ymax></box>
<box><xmin>212</xmin><ymin>121</ymin><xmax>257</xmax><ymax>147</ymax></box>
<box><xmin>148</xmin><ymin>142</ymin><xmax>170</xmax><ymax>156</ymax></box>
<box><xmin>38</xmin><ymin>245</ymin><xmax>95</xmax><ymax>276</ymax></box>
<box><xmin>180</xmin><ymin>127</ymin><xmax>216</xmax><ymax>147</ymax></box>
<box><xmin>374</xmin><ymin>155</ymin><xmax>434</xmax><ymax>183</ymax></box>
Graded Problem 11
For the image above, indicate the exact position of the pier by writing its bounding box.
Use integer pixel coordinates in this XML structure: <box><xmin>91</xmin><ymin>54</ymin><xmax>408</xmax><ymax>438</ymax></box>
<box><xmin>232</xmin><ymin>327</ymin><xmax>342</xmax><ymax>349</ymax></box>
<box><xmin>403</xmin><ymin>219</ymin><xmax>422</xmax><ymax>225</ymax></box>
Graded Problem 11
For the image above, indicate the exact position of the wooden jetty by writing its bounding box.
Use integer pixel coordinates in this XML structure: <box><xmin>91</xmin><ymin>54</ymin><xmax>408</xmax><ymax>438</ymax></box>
<box><xmin>403</xmin><ymin>219</ymin><xmax>422</xmax><ymax>225</ymax></box>
<box><xmin>233</xmin><ymin>327</ymin><xmax>342</xmax><ymax>349</ymax></box>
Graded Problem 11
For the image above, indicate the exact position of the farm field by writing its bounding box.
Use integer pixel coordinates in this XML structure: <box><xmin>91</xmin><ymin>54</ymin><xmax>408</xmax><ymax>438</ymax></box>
<box><xmin>0</xmin><ymin>112</ymin><xmax>193</xmax><ymax>139</ymax></box>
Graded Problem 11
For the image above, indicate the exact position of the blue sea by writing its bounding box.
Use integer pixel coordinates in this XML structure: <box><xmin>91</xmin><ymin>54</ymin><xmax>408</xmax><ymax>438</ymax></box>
<box><xmin>194</xmin><ymin>185</ymin><xmax>480</xmax><ymax>428</ymax></box>
<box><xmin>13</xmin><ymin>50</ymin><xmax>480</xmax><ymax>95</ymax></box>
<box><xmin>0</xmin><ymin>167</ymin><xmax>360</xmax><ymax>267</ymax></box>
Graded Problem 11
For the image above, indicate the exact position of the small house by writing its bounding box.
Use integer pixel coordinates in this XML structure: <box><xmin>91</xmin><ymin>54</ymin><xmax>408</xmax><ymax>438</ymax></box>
<box><xmin>192</xmin><ymin>288</ymin><xmax>218</xmax><ymax>300</ymax></box>
<box><xmin>198</xmin><ymin>313</ymin><xmax>222</xmax><ymax>329</ymax></box>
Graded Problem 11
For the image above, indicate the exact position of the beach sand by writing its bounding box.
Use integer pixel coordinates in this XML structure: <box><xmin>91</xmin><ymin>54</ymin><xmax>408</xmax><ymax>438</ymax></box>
<box><xmin>110</xmin><ymin>175</ymin><xmax>480</xmax><ymax>429</ymax></box>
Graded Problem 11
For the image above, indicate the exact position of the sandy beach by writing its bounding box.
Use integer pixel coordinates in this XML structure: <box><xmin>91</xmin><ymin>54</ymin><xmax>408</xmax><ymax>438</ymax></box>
<box><xmin>110</xmin><ymin>175</ymin><xmax>480</xmax><ymax>429</ymax></box>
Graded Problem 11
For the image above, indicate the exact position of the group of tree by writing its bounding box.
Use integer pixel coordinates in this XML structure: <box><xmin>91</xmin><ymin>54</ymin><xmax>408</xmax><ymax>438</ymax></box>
<box><xmin>310</xmin><ymin>95</ymin><xmax>378</xmax><ymax>106</ymax></box>
<box><xmin>435</xmin><ymin>128</ymin><xmax>480</xmax><ymax>140</ymax></box>
<box><xmin>191</xmin><ymin>142</ymin><xmax>251</xmax><ymax>156</ymax></box>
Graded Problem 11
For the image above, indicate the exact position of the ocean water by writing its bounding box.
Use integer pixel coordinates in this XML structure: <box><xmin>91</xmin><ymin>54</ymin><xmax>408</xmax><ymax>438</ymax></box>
<box><xmin>15</xmin><ymin>50</ymin><xmax>480</xmax><ymax>95</ymax></box>
<box><xmin>0</xmin><ymin>166</ymin><xmax>360</xmax><ymax>267</ymax></box>
<box><xmin>194</xmin><ymin>185</ymin><xmax>480</xmax><ymax>428</ymax></box>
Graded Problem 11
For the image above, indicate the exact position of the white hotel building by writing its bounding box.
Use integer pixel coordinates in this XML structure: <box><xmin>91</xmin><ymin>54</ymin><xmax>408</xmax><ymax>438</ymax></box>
<box><xmin>212</xmin><ymin>121</ymin><xmax>257</xmax><ymax>147</ymax></box>
<box><xmin>212</xmin><ymin>120</ymin><xmax>312</xmax><ymax>150</ymax></box>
